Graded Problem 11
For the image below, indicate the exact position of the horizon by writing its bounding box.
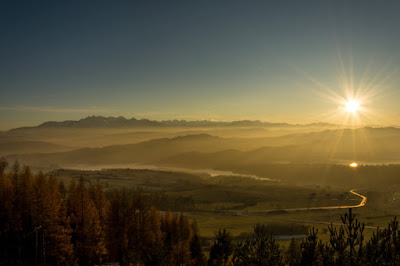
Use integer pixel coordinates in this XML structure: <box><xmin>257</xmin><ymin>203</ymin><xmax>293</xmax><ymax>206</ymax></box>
<box><xmin>1</xmin><ymin>1</ymin><xmax>400</xmax><ymax>129</ymax></box>
<box><xmin>1</xmin><ymin>114</ymin><xmax>399</xmax><ymax>132</ymax></box>
<box><xmin>2</xmin><ymin>2</ymin><xmax>400</xmax><ymax>264</ymax></box>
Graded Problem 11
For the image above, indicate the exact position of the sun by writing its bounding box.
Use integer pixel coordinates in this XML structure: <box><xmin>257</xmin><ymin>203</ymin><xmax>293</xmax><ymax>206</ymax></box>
<box><xmin>349</xmin><ymin>162</ymin><xmax>358</xmax><ymax>168</ymax></box>
<box><xmin>345</xmin><ymin>99</ymin><xmax>360</xmax><ymax>113</ymax></box>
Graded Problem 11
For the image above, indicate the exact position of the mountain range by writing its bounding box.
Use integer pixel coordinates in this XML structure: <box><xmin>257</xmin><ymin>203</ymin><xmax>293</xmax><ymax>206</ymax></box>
<box><xmin>7</xmin><ymin>116</ymin><xmax>338</xmax><ymax>131</ymax></box>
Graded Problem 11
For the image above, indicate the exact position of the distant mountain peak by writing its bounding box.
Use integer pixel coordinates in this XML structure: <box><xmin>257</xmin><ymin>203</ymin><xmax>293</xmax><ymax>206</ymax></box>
<box><xmin>8</xmin><ymin>116</ymin><xmax>342</xmax><ymax>131</ymax></box>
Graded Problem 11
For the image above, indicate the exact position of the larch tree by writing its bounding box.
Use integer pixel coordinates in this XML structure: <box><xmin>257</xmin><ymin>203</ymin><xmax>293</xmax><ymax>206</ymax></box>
<box><xmin>0</xmin><ymin>158</ymin><xmax>12</xmax><ymax>262</ymax></box>
<box><xmin>43</xmin><ymin>175</ymin><xmax>74</xmax><ymax>265</ymax></box>
<box><xmin>189</xmin><ymin>220</ymin><xmax>206</xmax><ymax>266</ymax></box>
<box><xmin>67</xmin><ymin>176</ymin><xmax>106</xmax><ymax>266</ymax></box>
<box><xmin>105</xmin><ymin>190</ymin><xmax>132</xmax><ymax>266</ymax></box>
<box><xmin>143</xmin><ymin>206</ymin><xmax>164</xmax><ymax>265</ymax></box>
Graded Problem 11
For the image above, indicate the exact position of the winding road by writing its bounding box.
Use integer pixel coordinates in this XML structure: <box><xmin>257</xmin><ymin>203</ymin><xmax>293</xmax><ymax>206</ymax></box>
<box><xmin>233</xmin><ymin>189</ymin><xmax>367</xmax><ymax>215</ymax></box>
<box><xmin>267</xmin><ymin>190</ymin><xmax>379</xmax><ymax>229</ymax></box>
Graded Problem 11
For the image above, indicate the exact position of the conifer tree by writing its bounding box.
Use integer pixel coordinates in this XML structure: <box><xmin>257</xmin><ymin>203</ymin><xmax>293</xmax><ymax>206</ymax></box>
<box><xmin>143</xmin><ymin>206</ymin><xmax>165</xmax><ymax>265</ymax></box>
<box><xmin>328</xmin><ymin>208</ymin><xmax>364</xmax><ymax>265</ymax></box>
<box><xmin>43</xmin><ymin>175</ymin><xmax>74</xmax><ymax>264</ymax></box>
<box><xmin>300</xmin><ymin>227</ymin><xmax>318</xmax><ymax>266</ymax></box>
<box><xmin>30</xmin><ymin>171</ymin><xmax>48</xmax><ymax>264</ymax></box>
<box><xmin>0</xmin><ymin>158</ymin><xmax>12</xmax><ymax>262</ymax></box>
<box><xmin>91</xmin><ymin>182</ymin><xmax>109</xmax><ymax>228</ymax></box>
<box><xmin>189</xmin><ymin>220</ymin><xmax>206</xmax><ymax>266</ymax></box>
<box><xmin>208</xmin><ymin>228</ymin><xmax>233</xmax><ymax>266</ymax></box>
<box><xmin>232</xmin><ymin>224</ymin><xmax>282</xmax><ymax>266</ymax></box>
<box><xmin>172</xmin><ymin>213</ymin><xmax>191</xmax><ymax>265</ymax></box>
<box><xmin>105</xmin><ymin>190</ymin><xmax>131</xmax><ymax>266</ymax></box>
<box><xmin>161</xmin><ymin>210</ymin><xmax>175</xmax><ymax>261</ymax></box>
<box><xmin>285</xmin><ymin>238</ymin><xmax>301</xmax><ymax>266</ymax></box>
<box><xmin>58</xmin><ymin>180</ymin><xmax>67</xmax><ymax>199</ymax></box>
<box><xmin>68</xmin><ymin>176</ymin><xmax>106</xmax><ymax>265</ymax></box>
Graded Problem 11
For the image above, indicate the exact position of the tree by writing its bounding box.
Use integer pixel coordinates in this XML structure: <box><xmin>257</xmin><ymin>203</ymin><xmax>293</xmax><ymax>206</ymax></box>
<box><xmin>18</xmin><ymin>166</ymin><xmax>33</xmax><ymax>231</ymax></box>
<box><xmin>0</xmin><ymin>158</ymin><xmax>13</xmax><ymax>263</ymax></box>
<box><xmin>11</xmin><ymin>161</ymin><xmax>20</xmax><ymax>195</ymax></box>
<box><xmin>143</xmin><ymin>206</ymin><xmax>165</xmax><ymax>265</ymax></box>
<box><xmin>300</xmin><ymin>228</ymin><xmax>318</xmax><ymax>266</ymax></box>
<box><xmin>67</xmin><ymin>176</ymin><xmax>106</xmax><ymax>265</ymax></box>
<box><xmin>105</xmin><ymin>190</ymin><xmax>132</xmax><ymax>266</ymax></box>
<box><xmin>365</xmin><ymin>217</ymin><xmax>400</xmax><ymax>265</ymax></box>
<box><xmin>43</xmin><ymin>175</ymin><xmax>74</xmax><ymax>265</ymax></box>
<box><xmin>189</xmin><ymin>220</ymin><xmax>206</xmax><ymax>266</ymax></box>
<box><xmin>29</xmin><ymin>171</ymin><xmax>49</xmax><ymax>265</ymax></box>
<box><xmin>285</xmin><ymin>238</ymin><xmax>301</xmax><ymax>266</ymax></box>
<box><xmin>233</xmin><ymin>238</ymin><xmax>253</xmax><ymax>265</ymax></box>
<box><xmin>328</xmin><ymin>208</ymin><xmax>364</xmax><ymax>265</ymax></box>
<box><xmin>208</xmin><ymin>229</ymin><xmax>233</xmax><ymax>266</ymax></box>
<box><xmin>172</xmin><ymin>213</ymin><xmax>191</xmax><ymax>265</ymax></box>
<box><xmin>161</xmin><ymin>211</ymin><xmax>175</xmax><ymax>262</ymax></box>
<box><xmin>232</xmin><ymin>224</ymin><xmax>282</xmax><ymax>266</ymax></box>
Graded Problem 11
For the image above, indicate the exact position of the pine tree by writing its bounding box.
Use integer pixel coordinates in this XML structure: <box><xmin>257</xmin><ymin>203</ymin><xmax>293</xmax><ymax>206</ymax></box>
<box><xmin>232</xmin><ymin>239</ymin><xmax>253</xmax><ymax>266</ymax></box>
<box><xmin>300</xmin><ymin>227</ymin><xmax>318</xmax><ymax>266</ymax></box>
<box><xmin>285</xmin><ymin>238</ymin><xmax>301</xmax><ymax>266</ymax></box>
<box><xmin>208</xmin><ymin>228</ymin><xmax>233</xmax><ymax>266</ymax></box>
<box><xmin>189</xmin><ymin>220</ymin><xmax>206</xmax><ymax>266</ymax></box>
<box><xmin>232</xmin><ymin>224</ymin><xmax>282</xmax><ymax>266</ymax></box>
<box><xmin>316</xmin><ymin>241</ymin><xmax>335</xmax><ymax>266</ymax></box>
<box><xmin>328</xmin><ymin>208</ymin><xmax>365</xmax><ymax>265</ymax></box>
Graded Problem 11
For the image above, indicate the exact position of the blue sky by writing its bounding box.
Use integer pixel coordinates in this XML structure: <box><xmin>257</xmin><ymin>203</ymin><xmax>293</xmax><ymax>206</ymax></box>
<box><xmin>1</xmin><ymin>1</ymin><xmax>400</xmax><ymax>129</ymax></box>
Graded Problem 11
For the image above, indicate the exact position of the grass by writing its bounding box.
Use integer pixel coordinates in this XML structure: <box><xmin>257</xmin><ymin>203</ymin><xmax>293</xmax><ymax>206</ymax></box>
<box><xmin>53</xmin><ymin>167</ymin><xmax>397</xmax><ymax>244</ymax></box>
<box><xmin>195</xmin><ymin>202</ymin><xmax>244</xmax><ymax>211</ymax></box>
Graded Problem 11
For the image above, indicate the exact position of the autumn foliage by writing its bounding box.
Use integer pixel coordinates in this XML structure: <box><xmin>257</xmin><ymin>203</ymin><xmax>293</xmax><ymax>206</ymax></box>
<box><xmin>0</xmin><ymin>158</ymin><xmax>205</xmax><ymax>265</ymax></box>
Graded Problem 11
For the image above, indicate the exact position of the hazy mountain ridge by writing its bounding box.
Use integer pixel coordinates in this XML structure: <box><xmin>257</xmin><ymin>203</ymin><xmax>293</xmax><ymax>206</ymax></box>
<box><xmin>5</xmin><ymin>127</ymin><xmax>400</xmax><ymax>169</ymax></box>
<box><xmin>4</xmin><ymin>134</ymin><xmax>256</xmax><ymax>165</ymax></box>
<box><xmin>0</xmin><ymin>141</ymin><xmax>71</xmax><ymax>155</ymax></box>
<box><xmin>8</xmin><ymin>116</ymin><xmax>339</xmax><ymax>131</ymax></box>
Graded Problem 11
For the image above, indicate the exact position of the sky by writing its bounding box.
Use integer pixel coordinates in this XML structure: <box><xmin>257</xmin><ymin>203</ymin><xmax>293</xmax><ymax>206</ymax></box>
<box><xmin>1</xmin><ymin>1</ymin><xmax>400</xmax><ymax>130</ymax></box>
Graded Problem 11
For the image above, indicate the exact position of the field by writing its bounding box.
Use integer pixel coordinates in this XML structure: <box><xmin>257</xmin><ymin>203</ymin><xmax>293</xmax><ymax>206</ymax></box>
<box><xmin>50</xmin><ymin>167</ymin><xmax>398</xmax><ymax>245</ymax></box>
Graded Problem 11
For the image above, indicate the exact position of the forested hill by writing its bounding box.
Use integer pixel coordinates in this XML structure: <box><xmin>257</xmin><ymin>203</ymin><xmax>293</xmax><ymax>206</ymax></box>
<box><xmin>6</xmin><ymin>127</ymin><xmax>400</xmax><ymax>167</ymax></box>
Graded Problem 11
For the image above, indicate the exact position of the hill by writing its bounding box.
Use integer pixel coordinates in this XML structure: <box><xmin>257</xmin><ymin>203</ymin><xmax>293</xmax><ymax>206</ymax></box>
<box><xmin>4</xmin><ymin>134</ymin><xmax>249</xmax><ymax>166</ymax></box>
<box><xmin>0</xmin><ymin>141</ymin><xmax>71</xmax><ymax>155</ymax></box>
<box><xmin>5</xmin><ymin>127</ymin><xmax>400</xmax><ymax>168</ymax></box>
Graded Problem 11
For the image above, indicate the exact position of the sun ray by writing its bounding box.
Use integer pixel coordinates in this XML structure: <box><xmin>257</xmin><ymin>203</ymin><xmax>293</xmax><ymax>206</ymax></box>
<box><xmin>290</xmin><ymin>47</ymin><xmax>399</xmax><ymax>164</ymax></box>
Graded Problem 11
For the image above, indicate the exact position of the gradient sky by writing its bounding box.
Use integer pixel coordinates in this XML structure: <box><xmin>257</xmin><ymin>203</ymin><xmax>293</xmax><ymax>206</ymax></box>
<box><xmin>1</xmin><ymin>1</ymin><xmax>400</xmax><ymax>130</ymax></box>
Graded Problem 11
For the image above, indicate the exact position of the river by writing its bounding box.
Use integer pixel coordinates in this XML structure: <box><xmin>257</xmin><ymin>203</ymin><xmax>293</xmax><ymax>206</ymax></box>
<box><xmin>65</xmin><ymin>163</ymin><xmax>275</xmax><ymax>181</ymax></box>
